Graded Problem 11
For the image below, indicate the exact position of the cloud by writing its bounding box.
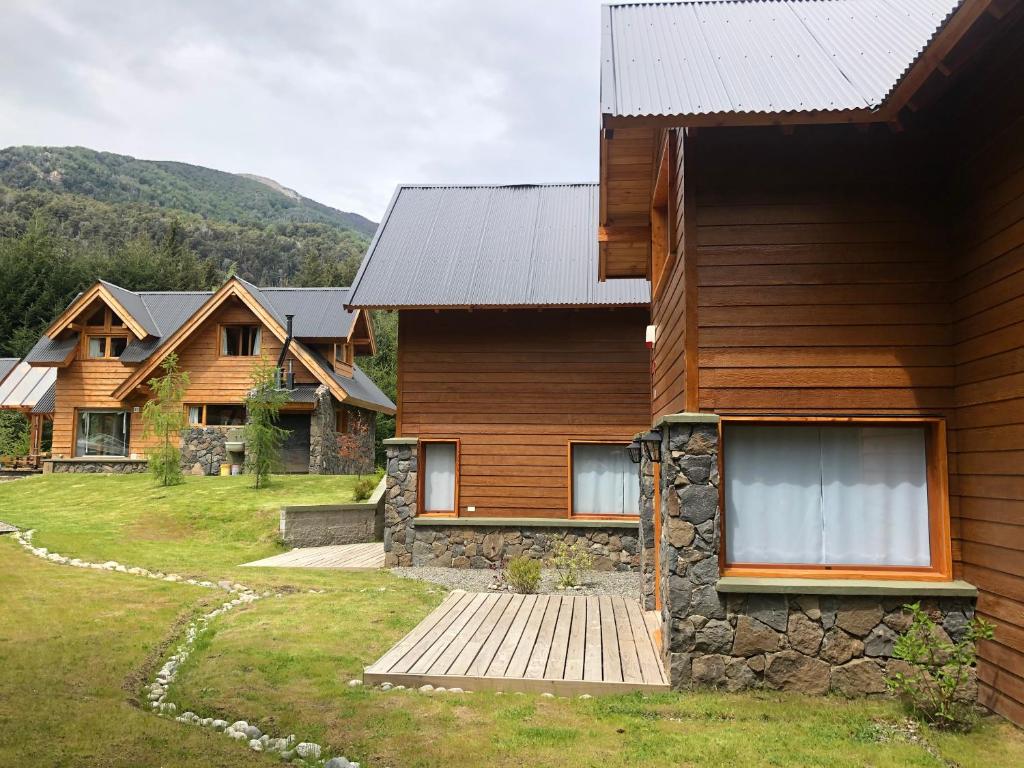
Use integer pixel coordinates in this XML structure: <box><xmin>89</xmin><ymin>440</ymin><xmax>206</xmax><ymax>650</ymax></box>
<box><xmin>0</xmin><ymin>0</ymin><xmax>603</xmax><ymax>220</ymax></box>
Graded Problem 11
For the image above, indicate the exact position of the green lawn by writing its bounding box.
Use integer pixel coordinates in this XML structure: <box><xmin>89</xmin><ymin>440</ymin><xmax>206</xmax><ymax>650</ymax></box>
<box><xmin>1</xmin><ymin>474</ymin><xmax>1022</xmax><ymax>767</ymax></box>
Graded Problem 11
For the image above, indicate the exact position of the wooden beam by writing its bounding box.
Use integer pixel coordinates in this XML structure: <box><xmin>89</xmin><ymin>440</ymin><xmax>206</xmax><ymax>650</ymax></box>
<box><xmin>598</xmin><ymin>225</ymin><xmax>651</xmax><ymax>244</ymax></box>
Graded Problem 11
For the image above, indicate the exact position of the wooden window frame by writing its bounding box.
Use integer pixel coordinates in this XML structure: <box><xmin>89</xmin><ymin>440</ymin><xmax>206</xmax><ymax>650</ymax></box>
<box><xmin>718</xmin><ymin>416</ymin><xmax>953</xmax><ymax>582</ymax></box>
<box><xmin>567</xmin><ymin>439</ymin><xmax>641</xmax><ymax>521</ymax></box>
<box><xmin>418</xmin><ymin>439</ymin><xmax>460</xmax><ymax>518</ymax></box>
<box><xmin>218</xmin><ymin>323</ymin><xmax>261</xmax><ymax>358</ymax></box>
<box><xmin>72</xmin><ymin>407</ymin><xmax>132</xmax><ymax>458</ymax></box>
<box><xmin>185</xmin><ymin>404</ymin><xmax>207</xmax><ymax>427</ymax></box>
<box><xmin>85</xmin><ymin>334</ymin><xmax>130</xmax><ymax>359</ymax></box>
<box><xmin>650</xmin><ymin>132</ymin><xmax>676</xmax><ymax>301</ymax></box>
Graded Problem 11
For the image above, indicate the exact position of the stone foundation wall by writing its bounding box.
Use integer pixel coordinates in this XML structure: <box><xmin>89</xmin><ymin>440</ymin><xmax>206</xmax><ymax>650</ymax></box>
<box><xmin>654</xmin><ymin>414</ymin><xmax>978</xmax><ymax>697</ymax></box>
<box><xmin>383</xmin><ymin>439</ymin><xmax>640</xmax><ymax>570</ymax></box>
<box><xmin>309</xmin><ymin>386</ymin><xmax>376</xmax><ymax>475</ymax></box>
<box><xmin>638</xmin><ymin>455</ymin><xmax>656</xmax><ymax>609</ymax></box>
<box><xmin>45</xmin><ymin>458</ymin><xmax>149</xmax><ymax>474</ymax></box>
<box><xmin>180</xmin><ymin>427</ymin><xmax>230</xmax><ymax>476</ymax></box>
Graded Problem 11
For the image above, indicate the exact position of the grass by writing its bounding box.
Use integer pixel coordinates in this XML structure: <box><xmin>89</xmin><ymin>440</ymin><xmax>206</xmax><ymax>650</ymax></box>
<box><xmin>1</xmin><ymin>474</ymin><xmax>1022</xmax><ymax>767</ymax></box>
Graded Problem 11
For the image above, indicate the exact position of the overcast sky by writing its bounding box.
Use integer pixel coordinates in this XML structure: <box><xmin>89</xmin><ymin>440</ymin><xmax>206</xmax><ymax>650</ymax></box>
<box><xmin>0</xmin><ymin>1</ymin><xmax>607</xmax><ymax>221</ymax></box>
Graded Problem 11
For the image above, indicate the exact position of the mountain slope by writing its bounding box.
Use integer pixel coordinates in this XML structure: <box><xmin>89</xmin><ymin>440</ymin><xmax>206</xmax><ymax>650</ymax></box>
<box><xmin>0</xmin><ymin>145</ymin><xmax>376</xmax><ymax>237</ymax></box>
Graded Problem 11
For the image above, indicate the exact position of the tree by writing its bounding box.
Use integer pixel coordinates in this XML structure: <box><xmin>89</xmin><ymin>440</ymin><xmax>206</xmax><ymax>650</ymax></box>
<box><xmin>142</xmin><ymin>352</ymin><xmax>190</xmax><ymax>486</ymax></box>
<box><xmin>357</xmin><ymin>310</ymin><xmax>397</xmax><ymax>465</ymax></box>
<box><xmin>243</xmin><ymin>355</ymin><xmax>289</xmax><ymax>489</ymax></box>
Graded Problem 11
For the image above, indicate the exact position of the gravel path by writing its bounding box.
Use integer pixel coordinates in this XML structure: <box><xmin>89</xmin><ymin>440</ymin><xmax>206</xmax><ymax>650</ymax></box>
<box><xmin>391</xmin><ymin>566</ymin><xmax>640</xmax><ymax>596</ymax></box>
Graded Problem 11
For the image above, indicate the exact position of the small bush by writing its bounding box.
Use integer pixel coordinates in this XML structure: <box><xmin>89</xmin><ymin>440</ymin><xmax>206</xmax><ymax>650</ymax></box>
<box><xmin>353</xmin><ymin>473</ymin><xmax>380</xmax><ymax>502</ymax></box>
<box><xmin>887</xmin><ymin>601</ymin><xmax>995</xmax><ymax>731</ymax></box>
<box><xmin>504</xmin><ymin>556</ymin><xmax>541</xmax><ymax>594</ymax></box>
<box><xmin>553</xmin><ymin>539</ymin><xmax>593</xmax><ymax>588</ymax></box>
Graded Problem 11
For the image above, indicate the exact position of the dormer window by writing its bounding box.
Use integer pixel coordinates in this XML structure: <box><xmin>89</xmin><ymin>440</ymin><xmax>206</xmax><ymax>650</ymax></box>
<box><xmin>83</xmin><ymin>306</ymin><xmax>129</xmax><ymax>359</ymax></box>
<box><xmin>221</xmin><ymin>325</ymin><xmax>261</xmax><ymax>356</ymax></box>
<box><xmin>87</xmin><ymin>335</ymin><xmax>128</xmax><ymax>359</ymax></box>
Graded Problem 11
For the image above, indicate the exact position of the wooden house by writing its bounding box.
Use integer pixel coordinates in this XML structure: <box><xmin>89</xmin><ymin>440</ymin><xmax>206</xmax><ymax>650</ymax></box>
<box><xmin>25</xmin><ymin>277</ymin><xmax>394</xmax><ymax>475</ymax></box>
<box><xmin>597</xmin><ymin>0</ymin><xmax>1023</xmax><ymax>719</ymax></box>
<box><xmin>348</xmin><ymin>184</ymin><xmax>653</xmax><ymax>570</ymax></box>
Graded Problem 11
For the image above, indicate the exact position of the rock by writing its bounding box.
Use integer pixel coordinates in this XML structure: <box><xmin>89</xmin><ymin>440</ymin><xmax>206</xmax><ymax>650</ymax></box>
<box><xmin>481</xmin><ymin>532</ymin><xmax>503</xmax><ymax>560</ymax></box>
<box><xmin>820</xmin><ymin>628</ymin><xmax>863</xmax><ymax>665</ymax></box>
<box><xmin>695</xmin><ymin>619</ymin><xmax>734</xmax><ymax>654</ymax></box>
<box><xmin>540</xmin><ymin>692</ymin><xmax>555</xmax><ymax>698</ymax></box>
<box><xmin>796</xmin><ymin>596</ymin><xmax>821</xmax><ymax>621</ymax></box>
<box><xmin>347</xmin><ymin>679</ymin><xmax>363</xmax><ymax>688</ymax></box>
<box><xmin>418</xmin><ymin>684</ymin><xmax>434</xmax><ymax>693</ymax></box>
<box><xmin>747</xmin><ymin>654</ymin><xmax>766</xmax><ymax>673</ymax></box>
<box><xmin>691</xmin><ymin>654</ymin><xmax>727</xmax><ymax>687</ymax></box>
<box><xmin>296</xmin><ymin>743</ymin><xmax>322</xmax><ymax>760</ymax></box>
<box><xmin>864</xmin><ymin>624</ymin><xmax>898</xmax><ymax>657</ymax></box>
<box><xmin>746</xmin><ymin>595</ymin><xmax>789</xmax><ymax>632</ymax></box>
<box><xmin>724</xmin><ymin>656</ymin><xmax>757</xmax><ymax>692</ymax></box>
<box><xmin>667</xmin><ymin>519</ymin><xmax>695</xmax><ymax>548</ymax></box>
<box><xmin>883</xmin><ymin>608</ymin><xmax>913</xmax><ymax>633</ymax></box>
<box><xmin>249</xmin><ymin>739</ymin><xmax>263</xmax><ymax>752</ymax></box>
<box><xmin>689</xmin><ymin>584</ymin><xmax>726</xmax><ymax>619</ymax></box>
<box><xmin>244</xmin><ymin>725</ymin><xmax>262</xmax><ymax>739</ymax></box>
<box><xmin>677</xmin><ymin>485</ymin><xmax>718</xmax><ymax>524</ymax></box>
<box><xmin>732</xmin><ymin>616</ymin><xmax>781</xmax><ymax>656</ymax></box>
<box><xmin>687</xmin><ymin>556</ymin><xmax>719</xmax><ymax>585</ymax></box>
<box><xmin>765</xmin><ymin>651</ymin><xmax>831</xmax><ymax>695</ymax></box>
<box><xmin>835</xmin><ymin>598</ymin><xmax>883</xmax><ymax>637</ymax></box>
<box><xmin>943</xmin><ymin>611</ymin><xmax>971</xmax><ymax>642</ymax></box>
<box><xmin>831</xmin><ymin>658</ymin><xmax>887</xmax><ymax>697</ymax></box>
<box><xmin>325</xmin><ymin>759</ymin><xmax>352</xmax><ymax>768</ymax></box>
<box><xmin>787</xmin><ymin>612</ymin><xmax>824</xmax><ymax>656</ymax></box>
<box><xmin>670</xmin><ymin>652</ymin><xmax>692</xmax><ymax>688</ymax></box>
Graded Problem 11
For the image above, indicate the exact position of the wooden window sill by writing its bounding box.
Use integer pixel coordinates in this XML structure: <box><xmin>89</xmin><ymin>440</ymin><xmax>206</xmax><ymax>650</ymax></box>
<box><xmin>716</xmin><ymin>576</ymin><xmax>977</xmax><ymax>597</ymax></box>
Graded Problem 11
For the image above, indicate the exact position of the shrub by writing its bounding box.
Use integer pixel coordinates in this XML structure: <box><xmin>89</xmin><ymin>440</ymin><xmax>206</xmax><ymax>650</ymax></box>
<box><xmin>887</xmin><ymin>601</ymin><xmax>995</xmax><ymax>731</ymax></box>
<box><xmin>552</xmin><ymin>539</ymin><xmax>593</xmax><ymax>588</ymax></box>
<box><xmin>142</xmin><ymin>352</ymin><xmax>189</xmax><ymax>487</ymax></box>
<box><xmin>353</xmin><ymin>472</ymin><xmax>381</xmax><ymax>502</ymax></box>
<box><xmin>243</xmin><ymin>356</ymin><xmax>289</xmax><ymax>489</ymax></box>
<box><xmin>504</xmin><ymin>556</ymin><xmax>541</xmax><ymax>594</ymax></box>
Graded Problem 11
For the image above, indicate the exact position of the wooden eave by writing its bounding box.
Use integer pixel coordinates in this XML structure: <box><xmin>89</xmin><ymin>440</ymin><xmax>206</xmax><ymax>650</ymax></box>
<box><xmin>347</xmin><ymin>309</ymin><xmax>377</xmax><ymax>356</ymax></box>
<box><xmin>44</xmin><ymin>283</ymin><xmax>150</xmax><ymax>341</ymax></box>
<box><xmin>110</xmin><ymin>278</ymin><xmax>352</xmax><ymax>405</ymax></box>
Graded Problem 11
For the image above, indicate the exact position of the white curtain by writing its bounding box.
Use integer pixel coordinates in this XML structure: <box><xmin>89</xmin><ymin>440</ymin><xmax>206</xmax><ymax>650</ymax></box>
<box><xmin>252</xmin><ymin>327</ymin><xmax>261</xmax><ymax>354</ymax></box>
<box><xmin>188</xmin><ymin>406</ymin><xmax>203</xmax><ymax>425</ymax></box>
<box><xmin>220</xmin><ymin>328</ymin><xmax>229</xmax><ymax>355</ymax></box>
<box><xmin>424</xmin><ymin>442</ymin><xmax>456</xmax><ymax>512</ymax></box>
<box><xmin>725</xmin><ymin>425</ymin><xmax>930</xmax><ymax>567</ymax></box>
<box><xmin>572</xmin><ymin>444</ymin><xmax>640</xmax><ymax>515</ymax></box>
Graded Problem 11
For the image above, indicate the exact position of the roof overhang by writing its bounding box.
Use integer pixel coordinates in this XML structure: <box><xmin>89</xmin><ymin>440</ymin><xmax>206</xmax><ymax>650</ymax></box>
<box><xmin>43</xmin><ymin>282</ymin><xmax>151</xmax><ymax>341</ymax></box>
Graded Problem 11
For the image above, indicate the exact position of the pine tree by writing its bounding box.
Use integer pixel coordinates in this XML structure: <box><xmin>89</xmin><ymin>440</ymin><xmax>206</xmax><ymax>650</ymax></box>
<box><xmin>142</xmin><ymin>353</ymin><xmax>190</xmax><ymax>486</ymax></box>
<box><xmin>243</xmin><ymin>356</ymin><xmax>289</xmax><ymax>489</ymax></box>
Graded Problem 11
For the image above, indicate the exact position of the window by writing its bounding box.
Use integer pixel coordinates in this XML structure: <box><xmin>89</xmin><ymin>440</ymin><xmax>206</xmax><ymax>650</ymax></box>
<box><xmin>421</xmin><ymin>441</ymin><xmax>458</xmax><ymax>515</ymax></box>
<box><xmin>187</xmin><ymin>405</ymin><xmax>204</xmax><ymax>426</ymax></box>
<box><xmin>185</xmin><ymin>404</ymin><xmax>246</xmax><ymax>426</ymax></box>
<box><xmin>722</xmin><ymin>420</ymin><xmax>950</xmax><ymax>577</ymax></box>
<box><xmin>221</xmin><ymin>325</ymin><xmax>261</xmax><ymax>356</ymax></box>
<box><xmin>650</xmin><ymin>132</ymin><xmax>675</xmax><ymax>298</ymax></box>
<box><xmin>571</xmin><ymin>442</ymin><xmax>640</xmax><ymax>517</ymax></box>
<box><xmin>75</xmin><ymin>410</ymin><xmax>131</xmax><ymax>457</ymax></box>
<box><xmin>87</xmin><ymin>335</ymin><xmax>128</xmax><ymax>359</ymax></box>
<box><xmin>336</xmin><ymin>409</ymin><xmax>349</xmax><ymax>434</ymax></box>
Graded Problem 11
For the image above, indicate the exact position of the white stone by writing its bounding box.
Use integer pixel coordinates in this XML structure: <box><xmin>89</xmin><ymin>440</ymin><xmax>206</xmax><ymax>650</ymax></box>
<box><xmin>249</xmin><ymin>740</ymin><xmax>263</xmax><ymax>752</ymax></box>
<box><xmin>418</xmin><ymin>684</ymin><xmax>434</xmax><ymax>693</ymax></box>
<box><xmin>347</xmin><ymin>679</ymin><xmax>363</xmax><ymax>688</ymax></box>
<box><xmin>540</xmin><ymin>692</ymin><xmax>555</xmax><ymax>698</ymax></box>
<box><xmin>296</xmin><ymin>743</ymin><xmax>322</xmax><ymax>760</ymax></box>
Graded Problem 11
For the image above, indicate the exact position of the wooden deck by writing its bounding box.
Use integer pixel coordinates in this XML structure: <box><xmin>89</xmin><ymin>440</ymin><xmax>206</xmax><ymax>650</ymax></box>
<box><xmin>240</xmin><ymin>543</ymin><xmax>384</xmax><ymax>569</ymax></box>
<box><xmin>364</xmin><ymin>590</ymin><xmax>669</xmax><ymax>695</ymax></box>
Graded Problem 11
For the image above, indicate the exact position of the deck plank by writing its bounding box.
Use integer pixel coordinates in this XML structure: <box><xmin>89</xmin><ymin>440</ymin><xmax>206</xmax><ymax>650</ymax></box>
<box><xmin>408</xmin><ymin>593</ymin><xmax>490</xmax><ymax>675</ymax></box>
<box><xmin>525</xmin><ymin>596</ymin><xmax>563</xmax><ymax>679</ymax></box>
<box><xmin>389</xmin><ymin>592</ymin><xmax>478</xmax><ymax>674</ymax></box>
<box><xmin>563</xmin><ymin>596</ymin><xmax>587</xmax><ymax>681</ymax></box>
<box><xmin>472</xmin><ymin>594</ymin><xmax>533</xmax><ymax>677</ymax></box>
<box><xmin>447</xmin><ymin>594</ymin><xmax>514</xmax><ymax>676</ymax></box>
<box><xmin>544</xmin><ymin>596</ymin><xmax>575</xmax><ymax>679</ymax></box>
<box><xmin>612</xmin><ymin>596</ymin><xmax>643</xmax><ymax>683</ymax></box>
<box><xmin>240</xmin><ymin>542</ymin><xmax>385</xmax><ymax>569</ymax></box>
<box><xmin>505</xmin><ymin>595</ymin><xmax>550</xmax><ymax>678</ymax></box>
<box><xmin>599</xmin><ymin>596</ymin><xmax>622</xmax><ymax>683</ymax></box>
<box><xmin>583</xmin><ymin>595</ymin><xmax>604</xmax><ymax>681</ymax></box>
<box><xmin>426</xmin><ymin>593</ymin><xmax>503</xmax><ymax>676</ymax></box>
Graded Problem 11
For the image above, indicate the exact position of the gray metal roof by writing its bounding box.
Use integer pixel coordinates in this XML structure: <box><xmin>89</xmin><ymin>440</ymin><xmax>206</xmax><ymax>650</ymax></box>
<box><xmin>25</xmin><ymin>334</ymin><xmax>78</xmax><ymax>365</ymax></box>
<box><xmin>296</xmin><ymin>341</ymin><xmax>396</xmax><ymax>413</ymax></box>
<box><xmin>261</xmin><ymin>288</ymin><xmax>357</xmax><ymax>339</ymax></box>
<box><xmin>99</xmin><ymin>279</ymin><xmax>161</xmax><ymax>336</ymax></box>
<box><xmin>601</xmin><ymin>0</ymin><xmax>962</xmax><ymax>119</ymax></box>
<box><xmin>0</xmin><ymin>359</ymin><xmax>18</xmax><ymax>386</ymax></box>
<box><xmin>348</xmin><ymin>184</ymin><xmax>651</xmax><ymax>307</ymax></box>
<box><xmin>31</xmin><ymin>382</ymin><xmax>55</xmax><ymax>415</ymax></box>
<box><xmin>120</xmin><ymin>292</ymin><xmax>209</xmax><ymax>363</ymax></box>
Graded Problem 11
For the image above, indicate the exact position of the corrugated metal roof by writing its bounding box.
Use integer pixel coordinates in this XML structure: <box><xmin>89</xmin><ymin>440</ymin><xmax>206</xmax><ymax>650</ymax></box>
<box><xmin>0</xmin><ymin>359</ymin><xmax>18</xmax><ymax>386</ymax></box>
<box><xmin>601</xmin><ymin>0</ymin><xmax>962</xmax><ymax>118</ymax></box>
<box><xmin>31</xmin><ymin>382</ymin><xmax>55</xmax><ymax>415</ymax></box>
<box><xmin>295</xmin><ymin>342</ymin><xmax>396</xmax><ymax>413</ymax></box>
<box><xmin>120</xmin><ymin>292</ymin><xmax>209</xmax><ymax>363</ymax></box>
<box><xmin>348</xmin><ymin>184</ymin><xmax>651</xmax><ymax>307</ymax></box>
<box><xmin>261</xmin><ymin>288</ymin><xmax>357</xmax><ymax>339</ymax></box>
<box><xmin>99</xmin><ymin>279</ymin><xmax>161</xmax><ymax>336</ymax></box>
<box><xmin>0</xmin><ymin>361</ymin><xmax>57</xmax><ymax>410</ymax></box>
<box><xmin>25</xmin><ymin>334</ymin><xmax>78</xmax><ymax>365</ymax></box>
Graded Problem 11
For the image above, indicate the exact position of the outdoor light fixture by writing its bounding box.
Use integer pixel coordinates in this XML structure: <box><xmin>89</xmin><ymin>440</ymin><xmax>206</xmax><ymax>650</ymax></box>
<box><xmin>640</xmin><ymin>430</ymin><xmax>663</xmax><ymax>463</ymax></box>
<box><xmin>626</xmin><ymin>440</ymin><xmax>642</xmax><ymax>464</ymax></box>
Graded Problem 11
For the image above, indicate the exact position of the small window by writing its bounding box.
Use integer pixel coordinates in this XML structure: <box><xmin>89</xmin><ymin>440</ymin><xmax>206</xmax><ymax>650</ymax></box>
<box><xmin>186</xmin><ymin>405</ymin><xmax>205</xmax><ymax>426</ymax></box>
<box><xmin>87</xmin><ymin>337</ymin><xmax>105</xmax><ymax>358</ymax></box>
<box><xmin>221</xmin><ymin>325</ymin><xmax>261</xmax><ymax>356</ymax></box>
<box><xmin>723</xmin><ymin>422</ymin><xmax>946</xmax><ymax>573</ymax></box>
<box><xmin>206</xmin><ymin>405</ymin><xmax>246</xmax><ymax>426</ymax></box>
<box><xmin>87</xmin><ymin>335</ymin><xmax>128</xmax><ymax>359</ymax></box>
<box><xmin>76</xmin><ymin>410</ymin><xmax>131</xmax><ymax>457</ymax></box>
<box><xmin>422</xmin><ymin>441</ymin><xmax>457</xmax><ymax>514</ymax></box>
<box><xmin>571</xmin><ymin>443</ymin><xmax>640</xmax><ymax>516</ymax></box>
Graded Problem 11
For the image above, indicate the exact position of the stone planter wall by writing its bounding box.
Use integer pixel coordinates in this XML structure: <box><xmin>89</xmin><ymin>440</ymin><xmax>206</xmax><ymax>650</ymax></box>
<box><xmin>653</xmin><ymin>414</ymin><xmax>978</xmax><ymax>697</ymax></box>
<box><xmin>45</xmin><ymin>458</ymin><xmax>149</xmax><ymax>474</ymax></box>
<box><xmin>180</xmin><ymin>427</ymin><xmax>230</xmax><ymax>476</ymax></box>
<box><xmin>280</xmin><ymin>495</ymin><xmax>384</xmax><ymax>548</ymax></box>
<box><xmin>383</xmin><ymin>439</ymin><xmax>640</xmax><ymax>570</ymax></box>
<box><xmin>309</xmin><ymin>386</ymin><xmax>376</xmax><ymax>475</ymax></box>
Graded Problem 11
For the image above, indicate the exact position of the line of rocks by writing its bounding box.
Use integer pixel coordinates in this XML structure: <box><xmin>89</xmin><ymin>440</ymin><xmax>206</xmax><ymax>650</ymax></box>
<box><xmin>11</xmin><ymin>527</ymin><xmax>358</xmax><ymax>768</ymax></box>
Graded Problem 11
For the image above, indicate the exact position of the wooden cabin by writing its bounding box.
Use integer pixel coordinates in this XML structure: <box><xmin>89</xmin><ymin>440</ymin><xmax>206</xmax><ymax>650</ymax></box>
<box><xmin>348</xmin><ymin>184</ymin><xmax>653</xmax><ymax>570</ymax></box>
<box><xmin>598</xmin><ymin>0</ymin><xmax>1024</xmax><ymax>719</ymax></box>
<box><xmin>24</xmin><ymin>277</ymin><xmax>394</xmax><ymax>475</ymax></box>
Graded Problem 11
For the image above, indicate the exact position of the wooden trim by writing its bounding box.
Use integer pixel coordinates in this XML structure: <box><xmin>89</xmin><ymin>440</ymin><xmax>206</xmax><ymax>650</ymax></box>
<box><xmin>348</xmin><ymin>309</ymin><xmax>378</xmax><ymax>356</ymax></box>
<box><xmin>681</xmin><ymin>132</ymin><xmax>699</xmax><ymax>412</ymax></box>
<box><xmin>83</xmin><ymin>332</ymin><xmax>130</xmax><ymax>360</ymax></box>
<box><xmin>184</xmin><ymin>404</ymin><xmax>207</xmax><ymax>427</ymax></box>
<box><xmin>418</xmin><ymin>438</ymin><xmax>460</xmax><ymax>516</ymax></box>
<box><xmin>717</xmin><ymin>416</ymin><xmax>954</xmax><ymax>581</ymax></box>
<box><xmin>71</xmin><ymin>407</ymin><xmax>132</xmax><ymax>459</ymax></box>
<box><xmin>650</xmin><ymin>133</ymin><xmax>673</xmax><ymax>300</ymax></box>
<box><xmin>45</xmin><ymin>283</ymin><xmax>148</xmax><ymax>340</ymax></box>
<box><xmin>567</xmin><ymin>439</ymin><xmax>640</xmax><ymax>520</ymax></box>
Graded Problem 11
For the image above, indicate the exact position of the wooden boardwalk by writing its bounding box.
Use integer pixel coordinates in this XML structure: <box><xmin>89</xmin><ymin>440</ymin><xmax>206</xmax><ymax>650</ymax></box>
<box><xmin>241</xmin><ymin>543</ymin><xmax>383</xmax><ymax>569</ymax></box>
<box><xmin>364</xmin><ymin>590</ymin><xmax>669</xmax><ymax>695</ymax></box>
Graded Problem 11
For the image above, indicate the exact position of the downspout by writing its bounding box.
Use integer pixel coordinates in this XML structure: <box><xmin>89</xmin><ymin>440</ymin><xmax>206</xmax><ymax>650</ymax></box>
<box><xmin>276</xmin><ymin>314</ymin><xmax>295</xmax><ymax>390</ymax></box>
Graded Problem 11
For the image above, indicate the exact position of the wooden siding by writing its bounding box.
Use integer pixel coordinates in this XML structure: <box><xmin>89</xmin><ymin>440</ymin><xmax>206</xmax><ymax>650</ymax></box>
<box><xmin>398</xmin><ymin>309</ymin><xmax>650</xmax><ymax>518</ymax></box>
<box><xmin>946</xmin><ymin>28</ymin><xmax>1024</xmax><ymax>725</ymax></box>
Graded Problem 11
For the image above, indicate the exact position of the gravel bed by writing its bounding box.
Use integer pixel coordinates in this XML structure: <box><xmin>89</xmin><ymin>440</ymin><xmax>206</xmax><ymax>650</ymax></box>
<box><xmin>390</xmin><ymin>566</ymin><xmax>640</xmax><ymax>596</ymax></box>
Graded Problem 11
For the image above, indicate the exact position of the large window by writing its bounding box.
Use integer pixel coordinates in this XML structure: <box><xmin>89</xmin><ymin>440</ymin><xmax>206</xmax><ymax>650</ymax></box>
<box><xmin>75</xmin><ymin>410</ymin><xmax>131</xmax><ymax>457</ymax></box>
<box><xmin>421</xmin><ymin>441</ymin><xmax>458</xmax><ymax>515</ymax></box>
<box><xmin>723</xmin><ymin>420</ymin><xmax>950</xmax><ymax>577</ymax></box>
<box><xmin>221</xmin><ymin>325</ymin><xmax>261</xmax><ymax>356</ymax></box>
<box><xmin>186</xmin><ymin>404</ymin><xmax>246</xmax><ymax>426</ymax></box>
<box><xmin>571</xmin><ymin>442</ymin><xmax>640</xmax><ymax>517</ymax></box>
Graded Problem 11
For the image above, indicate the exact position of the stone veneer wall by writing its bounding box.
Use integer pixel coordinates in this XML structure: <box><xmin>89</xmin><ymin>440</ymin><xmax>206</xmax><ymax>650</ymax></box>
<box><xmin>653</xmin><ymin>414</ymin><xmax>978</xmax><ymax>697</ymax></box>
<box><xmin>309</xmin><ymin>385</ymin><xmax>376</xmax><ymax>475</ymax></box>
<box><xmin>383</xmin><ymin>439</ymin><xmax>641</xmax><ymax>570</ymax></box>
<box><xmin>45</xmin><ymin>458</ymin><xmax>149</xmax><ymax>474</ymax></box>
<box><xmin>638</xmin><ymin>455</ymin><xmax>656</xmax><ymax>609</ymax></box>
<box><xmin>180</xmin><ymin>426</ymin><xmax>230</xmax><ymax>476</ymax></box>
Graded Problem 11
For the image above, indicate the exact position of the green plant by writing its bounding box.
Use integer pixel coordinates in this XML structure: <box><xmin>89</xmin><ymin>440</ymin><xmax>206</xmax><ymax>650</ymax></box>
<box><xmin>243</xmin><ymin>355</ymin><xmax>290</xmax><ymax>489</ymax></box>
<box><xmin>141</xmin><ymin>352</ymin><xmax>190</xmax><ymax>486</ymax></box>
<box><xmin>552</xmin><ymin>539</ymin><xmax>594</xmax><ymax>589</ymax></box>
<box><xmin>352</xmin><ymin>471</ymin><xmax>381</xmax><ymax>502</ymax></box>
<box><xmin>887</xmin><ymin>602</ymin><xmax>995</xmax><ymax>731</ymax></box>
<box><xmin>504</xmin><ymin>556</ymin><xmax>542</xmax><ymax>594</ymax></box>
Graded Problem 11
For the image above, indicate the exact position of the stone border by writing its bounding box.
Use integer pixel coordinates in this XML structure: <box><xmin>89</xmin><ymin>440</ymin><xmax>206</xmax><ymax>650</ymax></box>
<box><xmin>9</xmin><ymin>528</ymin><xmax>360</xmax><ymax>767</ymax></box>
<box><xmin>43</xmin><ymin>457</ymin><xmax>149</xmax><ymax>474</ymax></box>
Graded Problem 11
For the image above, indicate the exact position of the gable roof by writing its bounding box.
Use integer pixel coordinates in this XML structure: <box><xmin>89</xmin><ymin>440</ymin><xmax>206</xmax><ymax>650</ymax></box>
<box><xmin>348</xmin><ymin>184</ymin><xmax>650</xmax><ymax>308</ymax></box>
<box><xmin>600</xmin><ymin>0</ymin><xmax>963</xmax><ymax>121</ymax></box>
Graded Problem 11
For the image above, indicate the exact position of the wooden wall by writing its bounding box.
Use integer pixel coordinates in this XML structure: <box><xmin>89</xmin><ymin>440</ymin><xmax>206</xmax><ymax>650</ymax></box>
<box><xmin>945</xmin><ymin>26</ymin><xmax>1024</xmax><ymax>725</ymax></box>
<box><xmin>52</xmin><ymin>357</ymin><xmax>135</xmax><ymax>458</ymax></box>
<box><xmin>398</xmin><ymin>308</ymin><xmax>650</xmax><ymax>518</ymax></box>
